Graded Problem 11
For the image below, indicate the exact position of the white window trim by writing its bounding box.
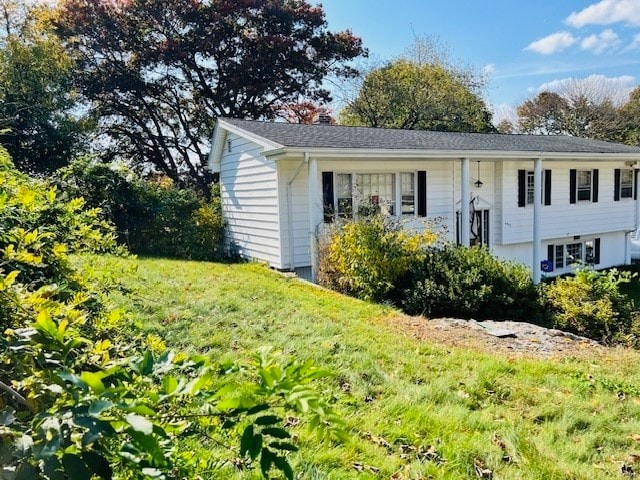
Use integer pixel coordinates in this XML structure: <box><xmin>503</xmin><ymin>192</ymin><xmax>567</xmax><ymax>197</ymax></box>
<box><xmin>552</xmin><ymin>239</ymin><xmax>597</xmax><ymax>270</ymax></box>
<box><xmin>576</xmin><ymin>169</ymin><xmax>593</xmax><ymax>202</ymax></box>
<box><xmin>620</xmin><ymin>169</ymin><xmax>634</xmax><ymax>199</ymax></box>
<box><xmin>526</xmin><ymin>170</ymin><xmax>547</xmax><ymax>206</ymax></box>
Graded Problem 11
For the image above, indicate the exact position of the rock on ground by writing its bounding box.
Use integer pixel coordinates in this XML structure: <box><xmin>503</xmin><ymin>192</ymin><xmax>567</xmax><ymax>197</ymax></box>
<box><xmin>387</xmin><ymin>316</ymin><xmax>602</xmax><ymax>358</ymax></box>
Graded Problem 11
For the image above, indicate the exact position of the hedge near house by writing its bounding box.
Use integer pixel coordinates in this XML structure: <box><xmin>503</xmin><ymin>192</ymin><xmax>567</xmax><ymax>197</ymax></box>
<box><xmin>318</xmin><ymin>217</ymin><xmax>540</xmax><ymax>320</ymax></box>
<box><xmin>402</xmin><ymin>244</ymin><xmax>540</xmax><ymax>320</ymax></box>
<box><xmin>56</xmin><ymin>158</ymin><xmax>225</xmax><ymax>261</ymax></box>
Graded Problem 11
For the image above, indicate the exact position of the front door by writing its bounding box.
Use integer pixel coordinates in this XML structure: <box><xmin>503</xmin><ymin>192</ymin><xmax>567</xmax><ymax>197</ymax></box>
<box><xmin>456</xmin><ymin>208</ymin><xmax>490</xmax><ymax>247</ymax></box>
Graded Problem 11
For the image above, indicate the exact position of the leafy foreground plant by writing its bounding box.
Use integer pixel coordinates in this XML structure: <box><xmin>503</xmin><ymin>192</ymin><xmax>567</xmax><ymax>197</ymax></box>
<box><xmin>0</xmin><ymin>149</ymin><xmax>343</xmax><ymax>479</ymax></box>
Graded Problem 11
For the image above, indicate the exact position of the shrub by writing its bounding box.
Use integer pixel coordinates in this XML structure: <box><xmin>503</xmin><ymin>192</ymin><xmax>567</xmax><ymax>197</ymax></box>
<box><xmin>317</xmin><ymin>215</ymin><xmax>439</xmax><ymax>303</ymax></box>
<box><xmin>544</xmin><ymin>266</ymin><xmax>639</xmax><ymax>345</ymax></box>
<box><xmin>401</xmin><ymin>244</ymin><xmax>540</xmax><ymax>320</ymax></box>
<box><xmin>1</xmin><ymin>150</ymin><xmax>342</xmax><ymax>478</ymax></box>
<box><xmin>56</xmin><ymin>158</ymin><xmax>225</xmax><ymax>260</ymax></box>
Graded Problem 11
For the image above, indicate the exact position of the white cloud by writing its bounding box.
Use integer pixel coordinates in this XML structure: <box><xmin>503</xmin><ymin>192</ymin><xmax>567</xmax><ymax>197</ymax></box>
<box><xmin>482</xmin><ymin>64</ymin><xmax>496</xmax><ymax>76</ymax></box>
<box><xmin>525</xmin><ymin>32</ymin><xmax>578</xmax><ymax>55</ymax></box>
<box><xmin>492</xmin><ymin>104</ymin><xmax>518</xmax><ymax>127</ymax></box>
<box><xmin>627</xmin><ymin>33</ymin><xmax>640</xmax><ymax>51</ymax></box>
<box><xmin>567</xmin><ymin>0</ymin><xmax>640</xmax><ymax>27</ymax></box>
<box><xmin>580</xmin><ymin>29</ymin><xmax>621</xmax><ymax>54</ymax></box>
<box><xmin>536</xmin><ymin>74</ymin><xmax>636</xmax><ymax>105</ymax></box>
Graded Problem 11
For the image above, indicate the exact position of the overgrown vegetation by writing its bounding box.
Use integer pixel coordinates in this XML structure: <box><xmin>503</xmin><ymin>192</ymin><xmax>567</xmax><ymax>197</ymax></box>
<box><xmin>318</xmin><ymin>216</ymin><xmax>539</xmax><ymax>320</ymax></box>
<box><xmin>0</xmin><ymin>149</ymin><xmax>340</xmax><ymax>479</ymax></box>
<box><xmin>403</xmin><ymin>244</ymin><xmax>540</xmax><ymax>320</ymax></box>
<box><xmin>98</xmin><ymin>254</ymin><xmax>640</xmax><ymax>479</ymax></box>
<box><xmin>318</xmin><ymin>216</ymin><xmax>640</xmax><ymax>346</ymax></box>
<box><xmin>55</xmin><ymin>158</ymin><xmax>225</xmax><ymax>260</ymax></box>
<box><xmin>318</xmin><ymin>216</ymin><xmax>438</xmax><ymax>302</ymax></box>
<box><xmin>545</xmin><ymin>266</ymin><xmax>640</xmax><ymax>346</ymax></box>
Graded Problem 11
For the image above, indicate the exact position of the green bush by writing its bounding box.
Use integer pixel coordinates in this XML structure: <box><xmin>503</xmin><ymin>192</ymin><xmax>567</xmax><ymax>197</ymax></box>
<box><xmin>544</xmin><ymin>266</ymin><xmax>639</xmax><ymax>345</ymax></box>
<box><xmin>401</xmin><ymin>244</ymin><xmax>540</xmax><ymax>320</ymax></box>
<box><xmin>56</xmin><ymin>158</ymin><xmax>225</xmax><ymax>260</ymax></box>
<box><xmin>1</xmin><ymin>150</ymin><xmax>342</xmax><ymax>478</ymax></box>
<box><xmin>317</xmin><ymin>215</ymin><xmax>438</xmax><ymax>302</ymax></box>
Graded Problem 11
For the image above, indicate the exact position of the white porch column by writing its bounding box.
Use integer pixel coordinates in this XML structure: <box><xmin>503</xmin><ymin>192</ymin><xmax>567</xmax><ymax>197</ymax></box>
<box><xmin>460</xmin><ymin>157</ymin><xmax>470</xmax><ymax>247</ymax></box>
<box><xmin>308</xmin><ymin>156</ymin><xmax>319</xmax><ymax>281</ymax></box>
<box><xmin>636</xmin><ymin>166</ymin><xmax>640</xmax><ymax>229</ymax></box>
<box><xmin>533</xmin><ymin>157</ymin><xmax>543</xmax><ymax>284</ymax></box>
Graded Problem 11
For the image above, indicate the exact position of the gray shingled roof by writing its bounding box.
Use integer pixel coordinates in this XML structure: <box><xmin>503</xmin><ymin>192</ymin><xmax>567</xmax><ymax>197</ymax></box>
<box><xmin>222</xmin><ymin>117</ymin><xmax>640</xmax><ymax>154</ymax></box>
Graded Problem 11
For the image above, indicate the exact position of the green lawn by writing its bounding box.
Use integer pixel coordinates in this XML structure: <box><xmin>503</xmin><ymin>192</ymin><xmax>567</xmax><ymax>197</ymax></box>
<box><xmin>83</xmin><ymin>255</ymin><xmax>640</xmax><ymax>479</ymax></box>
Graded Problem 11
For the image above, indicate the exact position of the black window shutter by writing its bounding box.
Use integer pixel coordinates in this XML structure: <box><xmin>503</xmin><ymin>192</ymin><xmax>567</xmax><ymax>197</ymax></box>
<box><xmin>614</xmin><ymin>169</ymin><xmax>621</xmax><ymax>201</ymax></box>
<box><xmin>547</xmin><ymin>245</ymin><xmax>554</xmax><ymax>262</ymax></box>
<box><xmin>592</xmin><ymin>169</ymin><xmax>599</xmax><ymax>203</ymax></box>
<box><xmin>544</xmin><ymin>170</ymin><xmax>552</xmax><ymax>206</ymax></box>
<box><xmin>518</xmin><ymin>170</ymin><xmax>526</xmax><ymax>207</ymax></box>
<box><xmin>322</xmin><ymin>172</ymin><xmax>334</xmax><ymax>223</ymax></box>
<box><xmin>594</xmin><ymin>238</ymin><xmax>601</xmax><ymax>264</ymax></box>
<box><xmin>417</xmin><ymin>171</ymin><xmax>427</xmax><ymax>217</ymax></box>
<box><xmin>569</xmin><ymin>169</ymin><xmax>577</xmax><ymax>204</ymax></box>
<box><xmin>635</xmin><ymin>169</ymin><xmax>639</xmax><ymax>200</ymax></box>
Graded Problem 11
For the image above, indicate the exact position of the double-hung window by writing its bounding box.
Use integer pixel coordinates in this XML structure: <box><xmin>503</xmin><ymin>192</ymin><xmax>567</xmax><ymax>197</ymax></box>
<box><xmin>518</xmin><ymin>169</ymin><xmax>551</xmax><ymax>207</ymax></box>
<box><xmin>614</xmin><ymin>168</ymin><xmax>635</xmax><ymax>201</ymax></box>
<box><xmin>621</xmin><ymin>169</ymin><xmax>634</xmax><ymax>199</ymax></box>
<box><xmin>400</xmin><ymin>173</ymin><xmax>416</xmax><ymax>215</ymax></box>
<box><xmin>570</xmin><ymin>169</ymin><xmax>598</xmax><ymax>203</ymax></box>
<box><xmin>336</xmin><ymin>173</ymin><xmax>353</xmax><ymax>218</ymax></box>
<box><xmin>526</xmin><ymin>171</ymin><xmax>535</xmax><ymax>205</ymax></box>
<box><xmin>577</xmin><ymin>170</ymin><xmax>592</xmax><ymax>201</ymax></box>
<box><xmin>329</xmin><ymin>172</ymin><xmax>417</xmax><ymax>220</ymax></box>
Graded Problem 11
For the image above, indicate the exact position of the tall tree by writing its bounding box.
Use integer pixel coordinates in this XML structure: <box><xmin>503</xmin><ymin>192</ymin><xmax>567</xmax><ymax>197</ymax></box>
<box><xmin>617</xmin><ymin>86</ymin><xmax>640</xmax><ymax>146</ymax></box>
<box><xmin>517</xmin><ymin>78</ymin><xmax>623</xmax><ymax>141</ymax></box>
<box><xmin>517</xmin><ymin>92</ymin><xmax>568</xmax><ymax>135</ymax></box>
<box><xmin>339</xmin><ymin>39</ymin><xmax>494</xmax><ymax>133</ymax></box>
<box><xmin>275</xmin><ymin>101</ymin><xmax>335</xmax><ymax>124</ymax></box>
<box><xmin>0</xmin><ymin>1</ymin><xmax>90</xmax><ymax>175</ymax></box>
<box><xmin>55</xmin><ymin>0</ymin><xmax>365</xmax><ymax>191</ymax></box>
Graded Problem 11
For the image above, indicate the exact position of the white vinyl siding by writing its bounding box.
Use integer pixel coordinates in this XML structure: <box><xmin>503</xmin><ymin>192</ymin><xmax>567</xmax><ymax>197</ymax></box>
<box><xmin>278</xmin><ymin>159</ymin><xmax>311</xmax><ymax>269</ymax></box>
<box><xmin>501</xmin><ymin>162</ymin><xmax>636</xmax><ymax>245</ymax></box>
<box><xmin>219</xmin><ymin>133</ymin><xmax>282</xmax><ymax>268</ymax></box>
<box><xmin>218</xmin><ymin>125</ymin><xmax>638</xmax><ymax>277</ymax></box>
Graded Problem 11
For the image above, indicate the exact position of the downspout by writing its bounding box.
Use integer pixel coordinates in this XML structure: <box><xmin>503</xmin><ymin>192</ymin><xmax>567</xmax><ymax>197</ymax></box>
<box><xmin>286</xmin><ymin>154</ymin><xmax>308</xmax><ymax>270</ymax></box>
<box><xmin>308</xmin><ymin>155</ymin><xmax>319</xmax><ymax>281</ymax></box>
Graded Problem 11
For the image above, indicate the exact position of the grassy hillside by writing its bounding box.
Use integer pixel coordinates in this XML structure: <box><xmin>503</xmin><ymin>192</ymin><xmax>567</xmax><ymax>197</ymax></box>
<box><xmin>83</xmin><ymin>255</ymin><xmax>640</xmax><ymax>479</ymax></box>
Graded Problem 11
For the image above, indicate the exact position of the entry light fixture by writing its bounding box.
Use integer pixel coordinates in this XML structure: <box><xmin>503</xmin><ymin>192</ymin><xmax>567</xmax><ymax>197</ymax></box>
<box><xmin>474</xmin><ymin>160</ymin><xmax>483</xmax><ymax>188</ymax></box>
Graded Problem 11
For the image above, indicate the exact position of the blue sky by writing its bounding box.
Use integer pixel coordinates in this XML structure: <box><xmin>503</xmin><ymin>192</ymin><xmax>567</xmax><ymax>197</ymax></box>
<box><xmin>317</xmin><ymin>0</ymin><xmax>640</xmax><ymax>123</ymax></box>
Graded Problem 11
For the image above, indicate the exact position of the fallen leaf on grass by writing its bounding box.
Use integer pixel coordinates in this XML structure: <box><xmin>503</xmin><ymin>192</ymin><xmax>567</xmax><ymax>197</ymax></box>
<box><xmin>474</xmin><ymin>459</ymin><xmax>493</xmax><ymax>479</ymax></box>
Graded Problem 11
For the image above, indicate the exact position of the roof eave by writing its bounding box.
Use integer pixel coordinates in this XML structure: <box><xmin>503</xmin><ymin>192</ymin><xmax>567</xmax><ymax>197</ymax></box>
<box><xmin>265</xmin><ymin>147</ymin><xmax>640</xmax><ymax>161</ymax></box>
<box><xmin>209</xmin><ymin>119</ymin><xmax>285</xmax><ymax>171</ymax></box>
<box><xmin>217</xmin><ymin>118</ymin><xmax>284</xmax><ymax>150</ymax></box>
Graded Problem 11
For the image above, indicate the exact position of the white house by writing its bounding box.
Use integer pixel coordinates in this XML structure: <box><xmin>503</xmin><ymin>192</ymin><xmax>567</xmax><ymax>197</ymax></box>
<box><xmin>208</xmin><ymin>118</ymin><xmax>640</xmax><ymax>283</ymax></box>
